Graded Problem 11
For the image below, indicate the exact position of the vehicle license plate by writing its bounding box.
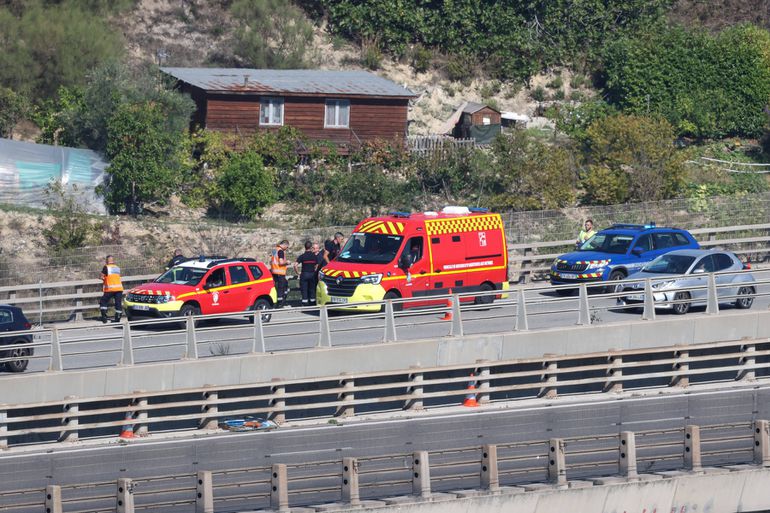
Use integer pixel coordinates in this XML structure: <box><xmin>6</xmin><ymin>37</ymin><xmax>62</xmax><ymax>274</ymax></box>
<box><xmin>559</xmin><ymin>273</ymin><xmax>577</xmax><ymax>280</ymax></box>
<box><xmin>626</xmin><ymin>294</ymin><xmax>644</xmax><ymax>301</ymax></box>
<box><xmin>330</xmin><ymin>297</ymin><xmax>348</xmax><ymax>304</ymax></box>
<box><xmin>132</xmin><ymin>305</ymin><xmax>151</xmax><ymax>311</ymax></box>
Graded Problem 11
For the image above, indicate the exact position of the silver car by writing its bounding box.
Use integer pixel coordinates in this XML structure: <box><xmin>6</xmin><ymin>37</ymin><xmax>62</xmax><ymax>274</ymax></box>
<box><xmin>621</xmin><ymin>249</ymin><xmax>756</xmax><ymax>314</ymax></box>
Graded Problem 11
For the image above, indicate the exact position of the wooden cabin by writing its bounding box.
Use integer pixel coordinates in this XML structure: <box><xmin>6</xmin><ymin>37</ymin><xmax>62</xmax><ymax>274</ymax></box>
<box><xmin>162</xmin><ymin>68</ymin><xmax>416</xmax><ymax>153</ymax></box>
<box><xmin>451</xmin><ymin>102</ymin><xmax>502</xmax><ymax>143</ymax></box>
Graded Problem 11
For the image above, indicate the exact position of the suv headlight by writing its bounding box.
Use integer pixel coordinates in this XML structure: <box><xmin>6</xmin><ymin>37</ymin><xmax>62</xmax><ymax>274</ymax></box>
<box><xmin>652</xmin><ymin>280</ymin><xmax>676</xmax><ymax>290</ymax></box>
<box><xmin>360</xmin><ymin>274</ymin><xmax>382</xmax><ymax>285</ymax></box>
<box><xmin>318</xmin><ymin>270</ymin><xmax>325</xmax><ymax>280</ymax></box>
<box><xmin>586</xmin><ymin>259</ymin><xmax>610</xmax><ymax>269</ymax></box>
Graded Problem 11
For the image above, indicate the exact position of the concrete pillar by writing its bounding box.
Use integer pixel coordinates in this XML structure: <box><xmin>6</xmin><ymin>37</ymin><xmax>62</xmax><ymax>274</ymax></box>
<box><xmin>271</xmin><ymin>464</ymin><xmax>289</xmax><ymax>512</ymax></box>
<box><xmin>481</xmin><ymin>444</ymin><xmax>499</xmax><ymax>492</ymax></box>
<box><xmin>738</xmin><ymin>343</ymin><xmax>756</xmax><ymax>381</ymax></box>
<box><xmin>516</xmin><ymin>288</ymin><xmax>529</xmax><ymax>331</ymax></box>
<box><xmin>754</xmin><ymin>420</ymin><xmax>769</xmax><ymax>467</ymax></box>
<box><xmin>384</xmin><ymin>300</ymin><xmax>397</xmax><ymax>342</ymax></box>
<box><xmin>671</xmin><ymin>349</ymin><xmax>689</xmax><ymax>387</ymax></box>
<box><xmin>116</xmin><ymin>478</ymin><xmax>135</xmax><ymax>513</ymax></box>
<box><xmin>196</xmin><ymin>470</ymin><xmax>214</xmax><ymax>513</ymax></box>
<box><xmin>407</xmin><ymin>367</ymin><xmax>424</xmax><ymax>411</ymax></box>
<box><xmin>49</xmin><ymin>327</ymin><xmax>63</xmax><ymax>372</ymax></box>
<box><xmin>59</xmin><ymin>396</ymin><xmax>78</xmax><ymax>443</ymax></box>
<box><xmin>318</xmin><ymin>306</ymin><xmax>332</xmax><ymax>347</ymax></box>
<box><xmin>269</xmin><ymin>380</ymin><xmax>286</xmax><ymax>424</ymax></box>
<box><xmin>412</xmin><ymin>451</ymin><xmax>431</xmax><ymax>498</ymax></box>
<box><xmin>336</xmin><ymin>374</ymin><xmax>355</xmax><ymax>418</ymax></box>
<box><xmin>705</xmin><ymin>273</ymin><xmax>719</xmax><ymax>315</ymax></box>
<box><xmin>133</xmin><ymin>393</ymin><xmax>148</xmax><ymax>437</ymax></box>
<box><xmin>684</xmin><ymin>425</ymin><xmax>702</xmax><ymax>472</ymax></box>
<box><xmin>604</xmin><ymin>351</ymin><xmax>623</xmax><ymax>393</ymax></box>
<box><xmin>342</xmin><ymin>457</ymin><xmax>360</xmax><ymax>506</ymax></box>
<box><xmin>476</xmin><ymin>361</ymin><xmax>491</xmax><ymax>405</ymax></box>
<box><xmin>548</xmin><ymin>438</ymin><xmax>566</xmax><ymax>486</ymax></box>
<box><xmin>199</xmin><ymin>387</ymin><xmax>219</xmax><ymax>430</ymax></box>
<box><xmin>252</xmin><ymin>311</ymin><xmax>266</xmax><ymax>353</ymax></box>
<box><xmin>450</xmin><ymin>293</ymin><xmax>463</xmax><ymax>337</ymax></box>
<box><xmin>121</xmin><ymin>320</ymin><xmax>134</xmax><ymax>366</ymax></box>
<box><xmin>185</xmin><ymin>316</ymin><xmax>198</xmax><ymax>359</ymax></box>
<box><xmin>0</xmin><ymin>407</ymin><xmax>6</xmax><ymax>450</ymax></box>
<box><xmin>75</xmin><ymin>285</ymin><xmax>84</xmax><ymax>322</ymax></box>
<box><xmin>577</xmin><ymin>283</ymin><xmax>591</xmax><ymax>325</ymax></box>
<box><xmin>642</xmin><ymin>279</ymin><xmax>656</xmax><ymax>320</ymax></box>
<box><xmin>619</xmin><ymin>431</ymin><xmax>638</xmax><ymax>479</ymax></box>
<box><xmin>539</xmin><ymin>356</ymin><xmax>558</xmax><ymax>399</ymax></box>
<box><xmin>45</xmin><ymin>485</ymin><xmax>63</xmax><ymax>513</ymax></box>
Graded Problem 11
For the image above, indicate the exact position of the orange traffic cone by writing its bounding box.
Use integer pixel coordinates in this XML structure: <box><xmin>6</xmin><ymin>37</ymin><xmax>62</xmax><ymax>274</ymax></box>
<box><xmin>442</xmin><ymin>289</ymin><xmax>454</xmax><ymax>321</ymax></box>
<box><xmin>463</xmin><ymin>373</ymin><xmax>479</xmax><ymax>407</ymax></box>
<box><xmin>119</xmin><ymin>411</ymin><xmax>135</xmax><ymax>439</ymax></box>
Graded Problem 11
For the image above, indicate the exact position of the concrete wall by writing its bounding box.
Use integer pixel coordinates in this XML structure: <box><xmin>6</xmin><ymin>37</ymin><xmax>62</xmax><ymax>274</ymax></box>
<box><xmin>5</xmin><ymin>310</ymin><xmax>770</xmax><ymax>406</ymax></box>
<box><xmin>359</xmin><ymin>467</ymin><xmax>770</xmax><ymax>513</ymax></box>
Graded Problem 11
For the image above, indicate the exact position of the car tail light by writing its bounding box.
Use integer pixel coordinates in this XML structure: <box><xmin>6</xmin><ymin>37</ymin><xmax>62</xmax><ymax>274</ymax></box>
<box><xmin>743</xmin><ymin>262</ymin><xmax>751</xmax><ymax>270</ymax></box>
<box><xmin>23</xmin><ymin>322</ymin><xmax>31</xmax><ymax>329</ymax></box>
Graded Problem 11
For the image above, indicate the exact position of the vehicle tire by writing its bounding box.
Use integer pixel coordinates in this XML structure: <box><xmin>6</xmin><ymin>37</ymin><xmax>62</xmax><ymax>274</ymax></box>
<box><xmin>252</xmin><ymin>298</ymin><xmax>273</xmax><ymax>323</ymax></box>
<box><xmin>2</xmin><ymin>340</ymin><xmax>30</xmax><ymax>373</ymax></box>
<box><xmin>735</xmin><ymin>286</ymin><xmax>755</xmax><ymax>310</ymax></box>
<box><xmin>605</xmin><ymin>270</ymin><xmax>626</xmax><ymax>294</ymax></box>
<box><xmin>672</xmin><ymin>291</ymin><xmax>691</xmax><ymax>315</ymax></box>
<box><xmin>474</xmin><ymin>282</ymin><xmax>495</xmax><ymax>305</ymax></box>
<box><xmin>383</xmin><ymin>290</ymin><xmax>403</xmax><ymax>312</ymax></box>
<box><xmin>179</xmin><ymin>303</ymin><xmax>201</xmax><ymax>329</ymax></box>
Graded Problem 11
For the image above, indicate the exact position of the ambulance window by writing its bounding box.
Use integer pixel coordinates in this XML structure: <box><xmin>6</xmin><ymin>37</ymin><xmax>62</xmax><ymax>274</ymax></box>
<box><xmin>431</xmin><ymin>237</ymin><xmax>440</xmax><ymax>244</ymax></box>
<box><xmin>405</xmin><ymin>236</ymin><xmax>423</xmax><ymax>264</ymax></box>
<box><xmin>452</xmin><ymin>235</ymin><xmax>461</xmax><ymax>242</ymax></box>
<box><xmin>205</xmin><ymin>268</ymin><xmax>226</xmax><ymax>288</ymax></box>
<box><xmin>229</xmin><ymin>265</ymin><xmax>250</xmax><ymax>285</ymax></box>
<box><xmin>248</xmin><ymin>265</ymin><xmax>264</xmax><ymax>279</ymax></box>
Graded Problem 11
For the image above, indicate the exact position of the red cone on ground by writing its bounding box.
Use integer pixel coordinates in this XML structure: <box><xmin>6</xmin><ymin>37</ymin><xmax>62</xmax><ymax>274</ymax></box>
<box><xmin>442</xmin><ymin>288</ymin><xmax>454</xmax><ymax>321</ymax></box>
<box><xmin>463</xmin><ymin>372</ymin><xmax>479</xmax><ymax>407</ymax></box>
<box><xmin>119</xmin><ymin>411</ymin><xmax>135</xmax><ymax>439</ymax></box>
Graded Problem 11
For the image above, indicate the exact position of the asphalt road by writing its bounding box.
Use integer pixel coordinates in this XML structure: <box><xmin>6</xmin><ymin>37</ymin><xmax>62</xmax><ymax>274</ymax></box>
<box><xmin>0</xmin><ymin>383</ymin><xmax>766</xmax><ymax>511</ymax></box>
<box><xmin>14</xmin><ymin>282</ymin><xmax>770</xmax><ymax>373</ymax></box>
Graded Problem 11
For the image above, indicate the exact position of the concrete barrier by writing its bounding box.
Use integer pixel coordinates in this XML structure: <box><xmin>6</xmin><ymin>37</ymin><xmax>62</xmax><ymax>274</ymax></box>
<box><xmin>3</xmin><ymin>310</ymin><xmax>770</xmax><ymax>406</ymax></box>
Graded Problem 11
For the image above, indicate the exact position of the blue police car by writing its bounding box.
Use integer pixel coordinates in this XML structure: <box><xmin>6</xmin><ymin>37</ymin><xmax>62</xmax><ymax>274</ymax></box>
<box><xmin>549</xmin><ymin>224</ymin><xmax>699</xmax><ymax>294</ymax></box>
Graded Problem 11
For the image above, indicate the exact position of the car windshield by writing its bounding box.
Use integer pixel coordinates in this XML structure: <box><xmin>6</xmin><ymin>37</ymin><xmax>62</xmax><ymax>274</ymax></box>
<box><xmin>578</xmin><ymin>233</ymin><xmax>635</xmax><ymax>255</ymax></box>
<box><xmin>642</xmin><ymin>254</ymin><xmax>695</xmax><ymax>274</ymax></box>
<box><xmin>336</xmin><ymin>233</ymin><xmax>403</xmax><ymax>264</ymax></box>
<box><xmin>154</xmin><ymin>266</ymin><xmax>208</xmax><ymax>286</ymax></box>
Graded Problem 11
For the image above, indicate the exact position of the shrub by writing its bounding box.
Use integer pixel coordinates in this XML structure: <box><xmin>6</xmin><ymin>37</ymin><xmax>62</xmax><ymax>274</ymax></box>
<box><xmin>410</xmin><ymin>44</ymin><xmax>432</xmax><ymax>73</ymax></box>
<box><xmin>445</xmin><ymin>53</ymin><xmax>474</xmax><ymax>84</ymax></box>
<box><xmin>553</xmin><ymin>89</ymin><xmax>565</xmax><ymax>101</ymax></box>
<box><xmin>361</xmin><ymin>40</ymin><xmax>383</xmax><ymax>70</ymax></box>
<box><xmin>213</xmin><ymin>151</ymin><xmax>277</xmax><ymax>220</ymax></box>
<box><xmin>42</xmin><ymin>182</ymin><xmax>101</xmax><ymax>251</ymax></box>
<box><xmin>530</xmin><ymin>86</ymin><xmax>547</xmax><ymax>102</ymax></box>
<box><xmin>547</xmin><ymin>76</ymin><xmax>563</xmax><ymax>89</ymax></box>
<box><xmin>569</xmin><ymin>74</ymin><xmax>587</xmax><ymax>88</ymax></box>
<box><xmin>0</xmin><ymin>87</ymin><xmax>28</xmax><ymax>137</ymax></box>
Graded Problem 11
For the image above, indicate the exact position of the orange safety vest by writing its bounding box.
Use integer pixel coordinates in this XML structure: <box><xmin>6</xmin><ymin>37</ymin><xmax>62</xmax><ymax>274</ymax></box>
<box><xmin>102</xmin><ymin>264</ymin><xmax>124</xmax><ymax>292</ymax></box>
<box><xmin>270</xmin><ymin>246</ymin><xmax>288</xmax><ymax>275</ymax></box>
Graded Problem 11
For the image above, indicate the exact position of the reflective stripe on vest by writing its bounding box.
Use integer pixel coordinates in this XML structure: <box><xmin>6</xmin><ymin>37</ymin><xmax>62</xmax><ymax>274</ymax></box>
<box><xmin>270</xmin><ymin>247</ymin><xmax>287</xmax><ymax>275</ymax></box>
<box><xmin>103</xmin><ymin>264</ymin><xmax>123</xmax><ymax>292</ymax></box>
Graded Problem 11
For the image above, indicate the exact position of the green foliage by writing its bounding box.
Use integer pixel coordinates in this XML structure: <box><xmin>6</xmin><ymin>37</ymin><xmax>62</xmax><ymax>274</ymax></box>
<box><xmin>410</xmin><ymin>44</ymin><xmax>432</xmax><ymax>73</ymax></box>
<box><xmin>547</xmin><ymin>76</ymin><xmax>563</xmax><ymax>89</ymax></box>
<box><xmin>0</xmin><ymin>87</ymin><xmax>29</xmax><ymax>137</ymax></box>
<box><xmin>555</xmin><ymin>100</ymin><xmax>617</xmax><ymax>145</ymax></box>
<box><xmin>530</xmin><ymin>86</ymin><xmax>546</xmax><ymax>102</ymax></box>
<box><xmin>445</xmin><ymin>53</ymin><xmax>475</xmax><ymax>84</ymax></box>
<box><xmin>0</xmin><ymin>1</ymin><xmax>124</xmax><ymax>99</ymax></box>
<box><xmin>361</xmin><ymin>40</ymin><xmax>383</xmax><ymax>70</ymax></box>
<box><xmin>581</xmin><ymin>114</ymin><xmax>687</xmax><ymax>204</ymax></box>
<box><xmin>230</xmin><ymin>0</ymin><xmax>314</xmax><ymax>68</ymax></box>
<box><xmin>411</xmin><ymin>148</ymin><xmax>493</xmax><ymax>204</ymax></box>
<box><xmin>604</xmin><ymin>24</ymin><xmax>770</xmax><ymax>139</ymax></box>
<box><xmin>213</xmin><ymin>151</ymin><xmax>277</xmax><ymax>219</ymax></box>
<box><xmin>42</xmin><ymin>182</ymin><xmax>102</xmax><ymax>251</ymax></box>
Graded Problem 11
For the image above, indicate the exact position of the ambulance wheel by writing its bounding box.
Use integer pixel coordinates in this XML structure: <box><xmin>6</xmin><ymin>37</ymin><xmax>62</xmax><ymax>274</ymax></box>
<box><xmin>383</xmin><ymin>290</ymin><xmax>403</xmax><ymax>312</ymax></box>
<box><xmin>252</xmin><ymin>298</ymin><xmax>272</xmax><ymax>323</ymax></box>
<box><xmin>179</xmin><ymin>303</ymin><xmax>201</xmax><ymax>329</ymax></box>
<box><xmin>474</xmin><ymin>283</ymin><xmax>495</xmax><ymax>305</ymax></box>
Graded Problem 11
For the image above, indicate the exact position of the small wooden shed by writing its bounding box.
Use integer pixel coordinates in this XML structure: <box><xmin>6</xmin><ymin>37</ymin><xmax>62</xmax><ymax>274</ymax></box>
<box><xmin>451</xmin><ymin>102</ymin><xmax>501</xmax><ymax>143</ymax></box>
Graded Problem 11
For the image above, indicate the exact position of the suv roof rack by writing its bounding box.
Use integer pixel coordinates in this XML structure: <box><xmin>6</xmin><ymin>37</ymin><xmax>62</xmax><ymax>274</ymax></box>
<box><xmin>610</xmin><ymin>223</ymin><xmax>657</xmax><ymax>230</ymax></box>
<box><xmin>206</xmin><ymin>257</ymin><xmax>257</xmax><ymax>268</ymax></box>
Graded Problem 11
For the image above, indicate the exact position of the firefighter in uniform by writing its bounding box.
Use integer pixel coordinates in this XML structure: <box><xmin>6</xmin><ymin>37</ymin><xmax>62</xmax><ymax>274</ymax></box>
<box><xmin>270</xmin><ymin>240</ymin><xmax>290</xmax><ymax>307</ymax></box>
<box><xmin>100</xmin><ymin>255</ymin><xmax>124</xmax><ymax>323</ymax></box>
<box><xmin>294</xmin><ymin>240</ymin><xmax>320</xmax><ymax>306</ymax></box>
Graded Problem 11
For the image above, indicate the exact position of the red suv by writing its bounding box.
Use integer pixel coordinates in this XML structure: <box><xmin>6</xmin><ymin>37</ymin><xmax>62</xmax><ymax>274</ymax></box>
<box><xmin>123</xmin><ymin>258</ymin><xmax>277</xmax><ymax>321</ymax></box>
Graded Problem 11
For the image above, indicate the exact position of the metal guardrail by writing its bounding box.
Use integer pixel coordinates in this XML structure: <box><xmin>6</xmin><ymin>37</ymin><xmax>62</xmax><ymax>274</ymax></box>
<box><xmin>2</xmin><ymin>420</ymin><xmax>768</xmax><ymax>512</ymax></box>
<box><xmin>1</xmin><ymin>336</ymin><xmax>769</xmax><ymax>449</ymax></box>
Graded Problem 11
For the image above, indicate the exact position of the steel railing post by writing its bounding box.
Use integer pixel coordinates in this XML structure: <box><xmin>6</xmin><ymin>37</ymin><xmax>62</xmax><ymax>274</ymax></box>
<box><xmin>754</xmin><ymin>420</ymin><xmax>769</xmax><ymax>467</ymax></box>
<box><xmin>577</xmin><ymin>283</ymin><xmax>591</xmax><ymax>325</ymax></box>
<box><xmin>619</xmin><ymin>431</ymin><xmax>638</xmax><ymax>479</ymax></box>
<box><xmin>133</xmin><ymin>392</ymin><xmax>148</xmax><ymax>437</ymax></box>
<box><xmin>412</xmin><ymin>451</ymin><xmax>431</xmax><ymax>498</ymax></box>
<box><xmin>185</xmin><ymin>316</ymin><xmax>198</xmax><ymax>359</ymax></box>
<box><xmin>706</xmin><ymin>273</ymin><xmax>719</xmax><ymax>315</ymax></box>
<box><xmin>738</xmin><ymin>343</ymin><xmax>756</xmax><ymax>381</ymax></box>
<box><xmin>271</xmin><ymin>464</ymin><xmax>289</xmax><ymax>512</ymax></box>
<box><xmin>548</xmin><ymin>438</ymin><xmax>566</xmax><ymax>486</ymax></box>
<box><xmin>318</xmin><ymin>306</ymin><xmax>331</xmax><ymax>348</ymax></box>
<box><xmin>49</xmin><ymin>327</ymin><xmax>63</xmax><ymax>372</ymax></box>
<box><xmin>45</xmin><ymin>485</ymin><xmax>63</xmax><ymax>513</ymax></box>
<box><xmin>38</xmin><ymin>279</ymin><xmax>43</xmax><ymax>326</ymax></box>
<box><xmin>59</xmin><ymin>396</ymin><xmax>78</xmax><ymax>443</ymax></box>
<box><xmin>450</xmin><ymin>292</ymin><xmax>463</xmax><ymax>336</ymax></box>
<box><xmin>684</xmin><ymin>425</ymin><xmax>702</xmax><ymax>472</ymax></box>
<box><xmin>516</xmin><ymin>288</ymin><xmax>528</xmax><ymax>331</ymax></box>
<box><xmin>671</xmin><ymin>348</ymin><xmax>689</xmax><ymax>387</ymax></box>
<box><xmin>539</xmin><ymin>355</ymin><xmax>558</xmax><ymax>399</ymax></box>
<box><xmin>407</xmin><ymin>366</ymin><xmax>424</xmax><ymax>411</ymax></box>
<box><xmin>116</xmin><ymin>478</ymin><xmax>135</xmax><ymax>513</ymax></box>
<box><xmin>604</xmin><ymin>350</ymin><xmax>623</xmax><ymax>393</ymax></box>
<box><xmin>121</xmin><ymin>319</ymin><xmax>134</xmax><ymax>366</ymax></box>
<box><xmin>0</xmin><ymin>407</ymin><xmax>7</xmax><ymax>450</ymax></box>
<box><xmin>196</xmin><ymin>471</ymin><xmax>214</xmax><ymax>513</ymax></box>
<box><xmin>481</xmin><ymin>444</ymin><xmax>499</xmax><ymax>492</ymax></box>
<box><xmin>642</xmin><ymin>279</ymin><xmax>656</xmax><ymax>320</ymax></box>
<box><xmin>335</xmin><ymin>374</ymin><xmax>355</xmax><ymax>418</ymax></box>
<box><xmin>342</xmin><ymin>457</ymin><xmax>360</xmax><ymax>506</ymax></box>
<box><xmin>75</xmin><ymin>285</ymin><xmax>84</xmax><ymax>322</ymax></box>
<box><xmin>269</xmin><ymin>379</ymin><xmax>286</xmax><ymax>424</ymax></box>
<box><xmin>199</xmin><ymin>386</ymin><xmax>219</xmax><ymax>430</ymax></box>
<box><xmin>384</xmin><ymin>300</ymin><xmax>397</xmax><ymax>342</ymax></box>
<box><xmin>252</xmin><ymin>310</ymin><xmax>266</xmax><ymax>353</ymax></box>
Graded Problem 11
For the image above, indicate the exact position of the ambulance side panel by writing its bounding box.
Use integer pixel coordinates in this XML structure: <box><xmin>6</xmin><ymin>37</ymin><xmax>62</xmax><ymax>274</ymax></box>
<box><xmin>464</xmin><ymin>225</ymin><xmax>506</xmax><ymax>288</ymax></box>
<box><xmin>429</xmin><ymin>232</ymin><xmax>467</xmax><ymax>293</ymax></box>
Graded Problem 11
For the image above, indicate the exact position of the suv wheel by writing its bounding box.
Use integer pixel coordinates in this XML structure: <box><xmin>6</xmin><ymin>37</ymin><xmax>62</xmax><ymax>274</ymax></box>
<box><xmin>605</xmin><ymin>270</ymin><xmax>626</xmax><ymax>294</ymax></box>
<box><xmin>179</xmin><ymin>304</ymin><xmax>201</xmax><ymax>329</ymax></box>
<box><xmin>672</xmin><ymin>291</ymin><xmax>691</xmax><ymax>315</ymax></box>
<box><xmin>3</xmin><ymin>340</ymin><xmax>31</xmax><ymax>372</ymax></box>
<box><xmin>252</xmin><ymin>298</ymin><xmax>272</xmax><ymax>323</ymax></box>
<box><xmin>735</xmin><ymin>286</ymin><xmax>754</xmax><ymax>309</ymax></box>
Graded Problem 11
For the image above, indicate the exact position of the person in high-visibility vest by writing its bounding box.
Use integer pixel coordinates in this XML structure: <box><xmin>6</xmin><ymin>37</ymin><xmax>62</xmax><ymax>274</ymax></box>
<box><xmin>576</xmin><ymin>219</ymin><xmax>596</xmax><ymax>248</ymax></box>
<box><xmin>270</xmin><ymin>240</ymin><xmax>290</xmax><ymax>307</ymax></box>
<box><xmin>100</xmin><ymin>255</ymin><xmax>124</xmax><ymax>323</ymax></box>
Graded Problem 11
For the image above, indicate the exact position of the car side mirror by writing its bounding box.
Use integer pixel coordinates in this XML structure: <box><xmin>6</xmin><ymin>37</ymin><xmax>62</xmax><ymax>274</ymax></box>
<box><xmin>399</xmin><ymin>253</ymin><xmax>412</xmax><ymax>270</ymax></box>
<box><xmin>631</xmin><ymin>247</ymin><xmax>644</xmax><ymax>256</ymax></box>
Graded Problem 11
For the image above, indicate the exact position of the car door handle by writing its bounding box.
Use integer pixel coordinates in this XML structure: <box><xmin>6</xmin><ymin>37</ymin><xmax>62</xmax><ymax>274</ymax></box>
<box><xmin>419</xmin><ymin>270</ymin><xmax>427</xmax><ymax>275</ymax></box>
<box><xmin>246</xmin><ymin>287</ymin><xmax>252</xmax><ymax>290</ymax></box>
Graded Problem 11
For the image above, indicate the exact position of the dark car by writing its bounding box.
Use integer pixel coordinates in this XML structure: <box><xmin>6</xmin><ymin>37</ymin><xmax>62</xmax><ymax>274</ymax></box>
<box><xmin>0</xmin><ymin>304</ymin><xmax>33</xmax><ymax>372</ymax></box>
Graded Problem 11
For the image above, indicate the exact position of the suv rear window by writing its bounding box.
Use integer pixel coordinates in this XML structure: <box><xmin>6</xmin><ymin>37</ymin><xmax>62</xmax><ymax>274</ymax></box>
<box><xmin>0</xmin><ymin>310</ymin><xmax>11</xmax><ymax>324</ymax></box>
<box><xmin>249</xmin><ymin>265</ymin><xmax>264</xmax><ymax>279</ymax></box>
<box><xmin>673</xmin><ymin>233</ymin><xmax>691</xmax><ymax>246</ymax></box>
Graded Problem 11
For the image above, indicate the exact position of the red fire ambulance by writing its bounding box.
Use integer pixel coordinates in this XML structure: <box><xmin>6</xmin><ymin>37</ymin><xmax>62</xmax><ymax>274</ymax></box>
<box><xmin>317</xmin><ymin>206</ymin><xmax>509</xmax><ymax>311</ymax></box>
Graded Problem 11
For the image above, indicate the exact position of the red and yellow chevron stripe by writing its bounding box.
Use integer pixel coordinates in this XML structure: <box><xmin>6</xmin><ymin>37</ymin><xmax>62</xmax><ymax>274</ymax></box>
<box><xmin>425</xmin><ymin>214</ymin><xmax>502</xmax><ymax>236</ymax></box>
<box><xmin>357</xmin><ymin>220</ymin><xmax>406</xmax><ymax>235</ymax></box>
<box><xmin>323</xmin><ymin>269</ymin><xmax>374</xmax><ymax>278</ymax></box>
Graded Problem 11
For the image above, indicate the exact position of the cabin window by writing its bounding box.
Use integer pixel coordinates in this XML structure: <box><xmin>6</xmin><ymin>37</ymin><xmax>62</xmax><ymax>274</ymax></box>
<box><xmin>482</xmin><ymin>116</ymin><xmax>491</xmax><ymax>125</ymax></box>
<box><xmin>260</xmin><ymin>97</ymin><xmax>284</xmax><ymax>126</ymax></box>
<box><xmin>325</xmin><ymin>99</ymin><xmax>350</xmax><ymax>128</ymax></box>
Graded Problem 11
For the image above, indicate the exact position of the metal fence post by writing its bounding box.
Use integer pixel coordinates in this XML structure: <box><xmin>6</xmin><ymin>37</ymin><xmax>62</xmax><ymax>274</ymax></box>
<box><xmin>49</xmin><ymin>327</ymin><xmax>63</xmax><ymax>372</ymax></box>
<box><xmin>412</xmin><ymin>451</ymin><xmax>431</xmax><ymax>498</ymax></box>
<box><xmin>384</xmin><ymin>300</ymin><xmax>397</xmax><ymax>342</ymax></box>
<box><xmin>133</xmin><ymin>392</ymin><xmax>148</xmax><ymax>437</ymax></box>
<box><xmin>116</xmin><ymin>478</ymin><xmax>135</xmax><ymax>513</ymax></box>
<box><xmin>121</xmin><ymin>320</ymin><xmax>134</xmax><ymax>366</ymax></box>
<box><xmin>252</xmin><ymin>311</ymin><xmax>266</xmax><ymax>353</ymax></box>
<box><xmin>271</xmin><ymin>464</ymin><xmax>289</xmax><ymax>512</ymax></box>
<box><xmin>754</xmin><ymin>420</ymin><xmax>769</xmax><ymax>467</ymax></box>
<box><xmin>185</xmin><ymin>316</ymin><xmax>198</xmax><ymax>359</ymax></box>
<box><xmin>199</xmin><ymin>387</ymin><xmax>219</xmax><ymax>430</ymax></box>
<box><xmin>705</xmin><ymin>273</ymin><xmax>719</xmax><ymax>315</ymax></box>
<box><xmin>196</xmin><ymin>470</ymin><xmax>214</xmax><ymax>513</ymax></box>
<box><xmin>577</xmin><ymin>283</ymin><xmax>591</xmax><ymax>325</ymax></box>
<box><xmin>477</xmin><ymin>360</ymin><xmax>491</xmax><ymax>405</ymax></box>
<box><xmin>75</xmin><ymin>285</ymin><xmax>84</xmax><ymax>322</ymax></box>
<box><xmin>671</xmin><ymin>348</ymin><xmax>689</xmax><ymax>387</ymax></box>
<box><xmin>481</xmin><ymin>444</ymin><xmax>499</xmax><ymax>492</ymax></box>
<box><xmin>38</xmin><ymin>279</ymin><xmax>43</xmax><ymax>326</ymax></box>
<box><xmin>548</xmin><ymin>438</ymin><xmax>566</xmax><ymax>486</ymax></box>
<box><xmin>59</xmin><ymin>396</ymin><xmax>78</xmax><ymax>443</ymax></box>
<box><xmin>450</xmin><ymin>292</ymin><xmax>463</xmax><ymax>336</ymax></box>
<box><xmin>45</xmin><ymin>485</ymin><xmax>63</xmax><ymax>513</ymax></box>
<box><xmin>604</xmin><ymin>350</ymin><xmax>623</xmax><ymax>393</ymax></box>
<box><xmin>335</xmin><ymin>374</ymin><xmax>355</xmax><ymax>418</ymax></box>
<box><xmin>342</xmin><ymin>457</ymin><xmax>360</xmax><ymax>506</ymax></box>
<box><xmin>318</xmin><ymin>306</ymin><xmax>332</xmax><ymax>347</ymax></box>
<box><xmin>642</xmin><ymin>279</ymin><xmax>656</xmax><ymax>320</ymax></box>
<box><xmin>269</xmin><ymin>379</ymin><xmax>286</xmax><ymax>424</ymax></box>
<box><xmin>539</xmin><ymin>355</ymin><xmax>558</xmax><ymax>399</ymax></box>
<box><xmin>619</xmin><ymin>432</ymin><xmax>638</xmax><ymax>479</ymax></box>
<box><xmin>738</xmin><ymin>343</ymin><xmax>756</xmax><ymax>381</ymax></box>
<box><xmin>516</xmin><ymin>288</ymin><xmax>528</xmax><ymax>331</ymax></box>
<box><xmin>684</xmin><ymin>425</ymin><xmax>702</xmax><ymax>472</ymax></box>
<box><xmin>406</xmin><ymin>366</ymin><xmax>424</xmax><ymax>411</ymax></box>
<box><xmin>0</xmin><ymin>407</ymin><xmax>7</xmax><ymax>450</ymax></box>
